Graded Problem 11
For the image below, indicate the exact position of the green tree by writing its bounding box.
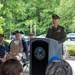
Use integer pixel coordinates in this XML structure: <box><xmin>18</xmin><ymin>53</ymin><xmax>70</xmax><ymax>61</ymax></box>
<box><xmin>23</xmin><ymin>0</ymin><xmax>60</xmax><ymax>35</ymax></box>
<box><xmin>0</xmin><ymin>3</ymin><xmax>5</xmax><ymax>33</ymax></box>
<box><xmin>0</xmin><ymin>0</ymin><xmax>61</xmax><ymax>37</ymax></box>
<box><xmin>55</xmin><ymin>0</ymin><xmax>75</xmax><ymax>33</ymax></box>
<box><xmin>0</xmin><ymin>26</ymin><xmax>3</xmax><ymax>34</ymax></box>
<box><xmin>0</xmin><ymin>0</ymin><xmax>27</xmax><ymax>36</ymax></box>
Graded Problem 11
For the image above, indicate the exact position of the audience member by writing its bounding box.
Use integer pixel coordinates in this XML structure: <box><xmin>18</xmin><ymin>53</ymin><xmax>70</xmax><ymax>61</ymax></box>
<box><xmin>28</xmin><ymin>33</ymin><xmax>35</xmax><ymax>52</ymax></box>
<box><xmin>0</xmin><ymin>58</ymin><xmax>23</xmax><ymax>75</ymax></box>
<box><xmin>0</xmin><ymin>46</ymin><xmax>7</xmax><ymax>65</ymax></box>
<box><xmin>45</xmin><ymin>59</ymin><xmax>72</xmax><ymax>75</ymax></box>
<box><xmin>9</xmin><ymin>30</ymin><xmax>28</xmax><ymax>59</ymax></box>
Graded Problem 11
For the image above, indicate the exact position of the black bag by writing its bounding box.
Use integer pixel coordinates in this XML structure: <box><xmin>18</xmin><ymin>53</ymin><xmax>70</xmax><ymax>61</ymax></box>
<box><xmin>45</xmin><ymin>59</ymin><xmax>72</xmax><ymax>75</ymax></box>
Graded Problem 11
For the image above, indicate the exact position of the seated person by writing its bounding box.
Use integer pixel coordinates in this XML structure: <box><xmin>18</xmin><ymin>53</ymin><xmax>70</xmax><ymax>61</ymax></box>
<box><xmin>0</xmin><ymin>46</ymin><xmax>7</xmax><ymax>65</ymax></box>
<box><xmin>9</xmin><ymin>30</ymin><xmax>28</xmax><ymax>59</ymax></box>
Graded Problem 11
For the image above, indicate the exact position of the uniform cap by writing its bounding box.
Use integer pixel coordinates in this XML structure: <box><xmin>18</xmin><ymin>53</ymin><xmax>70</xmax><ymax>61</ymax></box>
<box><xmin>52</xmin><ymin>14</ymin><xmax>60</xmax><ymax>19</ymax></box>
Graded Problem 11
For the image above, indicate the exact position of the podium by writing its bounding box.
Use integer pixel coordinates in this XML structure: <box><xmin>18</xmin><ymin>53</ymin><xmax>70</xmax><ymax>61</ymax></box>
<box><xmin>30</xmin><ymin>38</ymin><xmax>63</xmax><ymax>75</ymax></box>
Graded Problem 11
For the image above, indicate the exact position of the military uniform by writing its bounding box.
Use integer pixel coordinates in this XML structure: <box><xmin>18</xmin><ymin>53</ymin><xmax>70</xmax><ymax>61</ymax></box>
<box><xmin>46</xmin><ymin>14</ymin><xmax>66</xmax><ymax>43</ymax></box>
<box><xmin>46</xmin><ymin>25</ymin><xmax>66</xmax><ymax>43</ymax></box>
<box><xmin>46</xmin><ymin>14</ymin><xmax>66</xmax><ymax>55</ymax></box>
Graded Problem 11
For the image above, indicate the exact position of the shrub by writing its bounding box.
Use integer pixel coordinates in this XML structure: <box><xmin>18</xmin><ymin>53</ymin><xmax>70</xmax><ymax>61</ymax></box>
<box><xmin>67</xmin><ymin>45</ymin><xmax>75</xmax><ymax>56</ymax></box>
<box><xmin>69</xmin><ymin>49</ymin><xmax>75</xmax><ymax>56</ymax></box>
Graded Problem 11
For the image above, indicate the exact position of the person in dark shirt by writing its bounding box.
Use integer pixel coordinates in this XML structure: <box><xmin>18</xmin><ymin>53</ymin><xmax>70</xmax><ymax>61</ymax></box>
<box><xmin>0</xmin><ymin>46</ymin><xmax>7</xmax><ymax>65</ymax></box>
<box><xmin>46</xmin><ymin>14</ymin><xmax>66</xmax><ymax>43</ymax></box>
<box><xmin>46</xmin><ymin>14</ymin><xmax>66</xmax><ymax>55</ymax></box>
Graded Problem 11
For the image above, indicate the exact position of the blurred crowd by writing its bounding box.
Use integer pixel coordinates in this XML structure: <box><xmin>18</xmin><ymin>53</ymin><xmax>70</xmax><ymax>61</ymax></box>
<box><xmin>0</xmin><ymin>30</ymin><xmax>35</xmax><ymax>64</ymax></box>
<box><xmin>0</xmin><ymin>30</ymin><xmax>35</xmax><ymax>75</ymax></box>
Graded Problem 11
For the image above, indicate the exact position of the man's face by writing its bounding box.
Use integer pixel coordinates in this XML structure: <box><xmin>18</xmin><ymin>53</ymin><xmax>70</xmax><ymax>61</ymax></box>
<box><xmin>52</xmin><ymin>19</ymin><xmax>60</xmax><ymax>26</ymax></box>
<box><xmin>30</xmin><ymin>35</ymin><xmax>35</xmax><ymax>38</ymax></box>
<box><xmin>15</xmin><ymin>33</ymin><xmax>21</xmax><ymax>40</ymax></box>
<box><xmin>0</xmin><ymin>36</ymin><xmax>4</xmax><ymax>42</ymax></box>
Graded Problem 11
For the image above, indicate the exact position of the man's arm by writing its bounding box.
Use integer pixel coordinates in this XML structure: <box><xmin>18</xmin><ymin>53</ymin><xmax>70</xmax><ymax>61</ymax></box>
<box><xmin>59</xmin><ymin>28</ymin><xmax>66</xmax><ymax>43</ymax></box>
<box><xmin>46</xmin><ymin>27</ymin><xmax>52</xmax><ymax>38</ymax></box>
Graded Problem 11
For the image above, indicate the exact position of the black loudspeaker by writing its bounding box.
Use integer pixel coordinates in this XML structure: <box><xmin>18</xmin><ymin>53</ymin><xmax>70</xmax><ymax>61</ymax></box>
<box><xmin>30</xmin><ymin>38</ymin><xmax>62</xmax><ymax>75</ymax></box>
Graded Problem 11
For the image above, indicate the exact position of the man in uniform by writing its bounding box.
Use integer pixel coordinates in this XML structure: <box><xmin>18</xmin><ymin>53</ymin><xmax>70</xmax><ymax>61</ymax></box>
<box><xmin>46</xmin><ymin>14</ymin><xmax>66</xmax><ymax>43</ymax></box>
<box><xmin>46</xmin><ymin>14</ymin><xmax>66</xmax><ymax>55</ymax></box>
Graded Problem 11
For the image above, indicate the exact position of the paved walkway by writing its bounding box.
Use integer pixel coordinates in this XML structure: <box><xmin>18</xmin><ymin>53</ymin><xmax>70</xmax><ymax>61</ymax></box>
<box><xmin>66</xmin><ymin>60</ymin><xmax>75</xmax><ymax>75</ymax></box>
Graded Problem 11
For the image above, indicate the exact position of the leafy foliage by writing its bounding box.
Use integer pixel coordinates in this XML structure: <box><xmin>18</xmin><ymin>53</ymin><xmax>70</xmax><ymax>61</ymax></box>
<box><xmin>67</xmin><ymin>45</ymin><xmax>75</xmax><ymax>56</ymax></box>
<box><xmin>69</xmin><ymin>49</ymin><xmax>75</xmax><ymax>56</ymax></box>
<box><xmin>0</xmin><ymin>0</ymin><xmax>75</xmax><ymax>38</ymax></box>
<box><xmin>55</xmin><ymin>0</ymin><xmax>75</xmax><ymax>33</ymax></box>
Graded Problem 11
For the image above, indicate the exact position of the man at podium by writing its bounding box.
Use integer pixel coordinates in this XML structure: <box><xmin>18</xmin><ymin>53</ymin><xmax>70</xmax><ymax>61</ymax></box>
<box><xmin>46</xmin><ymin>14</ymin><xmax>66</xmax><ymax>43</ymax></box>
<box><xmin>46</xmin><ymin>14</ymin><xmax>66</xmax><ymax>55</ymax></box>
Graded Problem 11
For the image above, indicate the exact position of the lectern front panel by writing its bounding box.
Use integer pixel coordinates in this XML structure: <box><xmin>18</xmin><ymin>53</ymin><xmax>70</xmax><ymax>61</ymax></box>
<box><xmin>31</xmin><ymin>40</ymin><xmax>48</xmax><ymax>75</ymax></box>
